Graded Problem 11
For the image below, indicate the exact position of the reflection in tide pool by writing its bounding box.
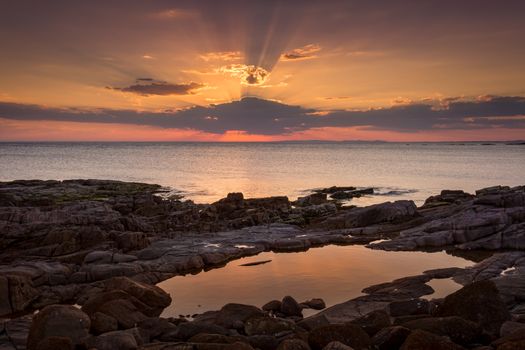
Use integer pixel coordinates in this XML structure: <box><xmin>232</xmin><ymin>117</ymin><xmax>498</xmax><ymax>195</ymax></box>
<box><xmin>158</xmin><ymin>245</ymin><xmax>473</xmax><ymax>317</ymax></box>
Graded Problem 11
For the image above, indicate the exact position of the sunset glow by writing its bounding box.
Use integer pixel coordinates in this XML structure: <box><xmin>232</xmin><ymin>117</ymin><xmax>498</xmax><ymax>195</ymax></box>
<box><xmin>0</xmin><ymin>0</ymin><xmax>524</xmax><ymax>141</ymax></box>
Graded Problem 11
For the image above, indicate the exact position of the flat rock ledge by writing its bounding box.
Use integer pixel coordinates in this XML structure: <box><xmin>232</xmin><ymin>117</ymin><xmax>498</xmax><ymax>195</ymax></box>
<box><xmin>0</xmin><ymin>180</ymin><xmax>524</xmax><ymax>350</ymax></box>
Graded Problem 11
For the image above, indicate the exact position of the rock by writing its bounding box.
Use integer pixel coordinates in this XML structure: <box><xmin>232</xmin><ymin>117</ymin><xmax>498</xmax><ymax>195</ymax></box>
<box><xmin>297</xmin><ymin>314</ymin><xmax>330</xmax><ymax>331</ymax></box>
<box><xmin>188</xmin><ymin>333</ymin><xmax>239</xmax><ymax>344</ymax></box>
<box><xmin>301</xmin><ymin>299</ymin><xmax>326</xmax><ymax>310</ymax></box>
<box><xmin>277</xmin><ymin>338</ymin><xmax>311</xmax><ymax>350</ymax></box>
<box><xmin>492</xmin><ymin>329</ymin><xmax>525</xmax><ymax>349</ymax></box>
<box><xmin>35</xmin><ymin>336</ymin><xmax>73</xmax><ymax>350</ymax></box>
<box><xmin>104</xmin><ymin>276</ymin><xmax>171</xmax><ymax>315</ymax></box>
<box><xmin>330</xmin><ymin>188</ymin><xmax>374</xmax><ymax>200</ymax></box>
<box><xmin>293</xmin><ymin>193</ymin><xmax>328</xmax><ymax>207</ymax></box>
<box><xmin>214</xmin><ymin>303</ymin><xmax>265</xmax><ymax>329</ymax></box>
<box><xmin>388</xmin><ymin>299</ymin><xmax>430</xmax><ymax>316</ymax></box>
<box><xmin>322</xmin><ymin>341</ymin><xmax>354</xmax><ymax>350</ymax></box>
<box><xmin>401</xmin><ymin>316</ymin><xmax>483</xmax><ymax>346</ymax></box>
<box><xmin>137</xmin><ymin>317</ymin><xmax>178</xmax><ymax>340</ymax></box>
<box><xmin>323</xmin><ymin>200</ymin><xmax>418</xmax><ymax>229</ymax></box>
<box><xmin>281</xmin><ymin>296</ymin><xmax>303</xmax><ymax>317</ymax></box>
<box><xmin>247</xmin><ymin>334</ymin><xmax>280</xmax><ymax>350</ymax></box>
<box><xmin>90</xmin><ymin>311</ymin><xmax>118</xmax><ymax>335</ymax></box>
<box><xmin>351</xmin><ymin>309</ymin><xmax>391</xmax><ymax>336</ymax></box>
<box><xmin>308</xmin><ymin>324</ymin><xmax>371</xmax><ymax>350</ymax></box>
<box><xmin>116</xmin><ymin>232</ymin><xmax>150</xmax><ymax>252</ymax></box>
<box><xmin>244</xmin><ymin>316</ymin><xmax>296</xmax><ymax>336</ymax></box>
<box><xmin>0</xmin><ymin>274</ymin><xmax>38</xmax><ymax>316</ymax></box>
<box><xmin>500</xmin><ymin>321</ymin><xmax>525</xmax><ymax>338</ymax></box>
<box><xmin>400</xmin><ymin>329</ymin><xmax>465</xmax><ymax>350</ymax></box>
<box><xmin>89</xmin><ymin>330</ymin><xmax>138</xmax><ymax>350</ymax></box>
<box><xmin>371</xmin><ymin>326</ymin><xmax>411</xmax><ymax>350</ymax></box>
<box><xmin>27</xmin><ymin>305</ymin><xmax>91</xmax><ymax>350</ymax></box>
<box><xmin>163</xmin><ymin>321</ymin><xmax>229</xmax><ymax>341</ymax></box>
<box><xmin>436</xmin><ymin>280</ymin><xmax>510</xmax><ymax>336</ymax></box>
<box><xmin>262</xmin><ymin>300</ymin><xmax>282</xmax><ymax>312</ymax></box>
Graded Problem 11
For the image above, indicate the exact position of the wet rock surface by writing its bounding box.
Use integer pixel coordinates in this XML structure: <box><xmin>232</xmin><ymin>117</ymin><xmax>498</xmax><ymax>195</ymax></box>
<box><xmin>0</xmin><ymin>180</ymin><xmax>524</xmax><ymax>349</ymax></box>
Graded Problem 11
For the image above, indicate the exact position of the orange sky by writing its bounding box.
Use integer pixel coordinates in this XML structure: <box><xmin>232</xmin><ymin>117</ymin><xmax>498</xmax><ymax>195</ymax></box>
<box><xmin>0</xmin><ymin>1</ymin><xmax>524</xmax><ymax>141</ymax></box>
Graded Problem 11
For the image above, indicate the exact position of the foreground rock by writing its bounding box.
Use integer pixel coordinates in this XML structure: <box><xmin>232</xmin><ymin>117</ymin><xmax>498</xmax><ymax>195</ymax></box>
<box><xmin>1</xmin><ymin>180</ymin><xmax>525</xmax><ymax>349</ymax></box>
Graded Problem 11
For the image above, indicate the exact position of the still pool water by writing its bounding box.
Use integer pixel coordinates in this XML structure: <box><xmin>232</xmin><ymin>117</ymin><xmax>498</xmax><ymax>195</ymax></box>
<box><xmin>158</xmin><ymin>245</ymin><xmax>473</xmax><ymax>317</ymax></box>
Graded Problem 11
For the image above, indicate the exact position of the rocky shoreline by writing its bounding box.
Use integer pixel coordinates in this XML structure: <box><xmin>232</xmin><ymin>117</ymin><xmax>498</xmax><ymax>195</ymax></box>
<box><xmin>1</xmin><ymin>179</ymin><xmax>524</xmax><ymax>349</ymax></box>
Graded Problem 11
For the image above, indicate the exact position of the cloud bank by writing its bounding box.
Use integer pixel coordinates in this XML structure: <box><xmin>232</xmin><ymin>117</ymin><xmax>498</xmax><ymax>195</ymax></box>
<box><xmin>110</xmin><ymin>80</ymin><xmax>205</xmax><ymax>96</ymax></box>
<box><xmin>0</xmin><ymin>96</ymin><xmax>524</xmax><ymax>136</ymax></box>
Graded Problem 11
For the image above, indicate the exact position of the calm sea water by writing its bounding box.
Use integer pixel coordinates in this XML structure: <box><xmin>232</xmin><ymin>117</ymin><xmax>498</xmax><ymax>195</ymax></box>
<box><xmin>1</xmin><ymin>142</ymin><xmax>524</xmax><ymax>205</ymax></box>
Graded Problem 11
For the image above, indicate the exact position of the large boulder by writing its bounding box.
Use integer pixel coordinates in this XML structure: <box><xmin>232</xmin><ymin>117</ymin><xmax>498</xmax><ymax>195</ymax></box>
<box><xmin>277</xmin><ymin>339</ymin><xmax>311</xmax><ymax>350</ymax></box>
<box><xmin>88</xmin><ymin>330</ymin><xmax>138</xmax><ymax>350</ymax></box>
<box><xmin>214</xmin><ymin>303</ymin><xmax>265</xmax><ymax>329</ymax></box>
<box><xmin>371</xmin><ymin>326</ymin><xmax>411</xmax><ymax>350</ymax></box>
<box><xmin>308</xmin><ymin>324</ymin><xmax>370</xmax><ymax>350</ymax></box>
<box><xmin>351</xmin><ymin>309</ymin><xmax>391</xmax><ymax>336</ymax></box>
<box><xmin>435</xmin><ymin>280</ymin><xmax>510</xmax><ymax>336</ymax></box>
<box><xmin>400</xmin><ymin>329</ymin><xmax>465</xmax><ymax>350</ymax></box>
<box><xmin>0</xmin><ymin>274</ymin><xmax>38</xmax><ymax>316</ymax></box>
<box><xmin>401</xmin><ymin>316</ymin><xmax>483</xmax><ymax>346</ymax></box>
<box><xmin>104</xmin><ymin>276</ymin><xmax>171</xmax><ymax>314</ymax></box>
<box><xmin>281</xmin><ymin>296</ymin><xmax>303</xmax><ymax>317</ymax></box>
<box><xmin>27</xmin><ymin>305</ymin><xmax>91</xmax><ymax>350</ymax></box>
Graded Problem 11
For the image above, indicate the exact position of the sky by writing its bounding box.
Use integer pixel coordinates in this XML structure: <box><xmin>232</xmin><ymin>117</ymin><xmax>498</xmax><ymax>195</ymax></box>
<box><xmin>0</xmin><ymin>0</ymin><xmax>524</xmax><ymax>141</ymax></box>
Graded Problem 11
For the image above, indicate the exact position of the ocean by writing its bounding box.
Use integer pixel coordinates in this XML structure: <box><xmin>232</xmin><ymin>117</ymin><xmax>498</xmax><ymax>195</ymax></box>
<box><xmin>1</xmin><ymin>141</ymin><xmax>524</xmax><ymax>205</ymax></box>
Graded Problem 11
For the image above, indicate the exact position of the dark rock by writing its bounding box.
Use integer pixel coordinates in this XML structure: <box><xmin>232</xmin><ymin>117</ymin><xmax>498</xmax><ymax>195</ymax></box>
<box><xmin>0</xmin><ymin>274</ymin><xmax>38</xmax><ymax>316</ymax></box>
<box><xmin>262</xmin><ymin>300</ymin><xmax>282</xmax><ymax>312</ymax></box>
<box><xmin>104</xmin><ymin>276</ymin><xmax>171</xmax><ymax>315</ymax></box>
<box><xmin>277</xmin><ymin>338</ymin><xmax>311</xmax><ymax>350</ymax></box>
<box><xmin>500</xmin><ymin>321</ymin><xmax>525</xmax><ymax>337</ymax></box>
<box><xmin>322</xmin><ymin>341</ymin><xmax>354</xmax><ymax>349</ymax></box>
<box><xmin>35</xmin><ymin>336</ymin><xmax>73</xmax><ymax>350</ymax></box>
<box><xmin>91</xmin><ymin>311</ymin><xmax>118</xmax><ymax>334</ymax></box>
<box><xmin>27</xmin><ymin>305</ymin><xmax>91</xmax><ymax>350</ymax></box>
<box><xmin>301</xmin><ymin>298</ymin><xmax>326</xmax><ymax>310</ymax></box>
<box><xmin>401</xmin><ymin>316</ymin><xmax>483</xmax><ymax>346</ymax></box>
<box><xmin>244</xmin><ymin>316</ymin><xmax>296</xmax><ymax>336</ymax></box>
<box><xmin>247</xmin><ymin>334</ymin><xmax>280</xmax><ymax>350</ymax></box>
<box><xmin>88</xmin><ymin>330</ymin><xmax>138</xmax><ymax>350</ymax></box>
<box><xmin>293</xmin><ymin>193</ymin><xmax>328</xmax><ymax>207</ymax></box>
<box><xmin>163</xmin><ymin>322</ymin><xmax>229</xmax><ymax>341</ymax></box>
<box><xmin>308</xmin><ymin>324</ymin><xmax>371</xmax><ymax>350</ymax></box>
<box><xmin>215</xmin><ymin>303</ymin><xmax>265</xmax><ymax>329</ymax></box>
<box><xmin>136</xmin><ymin>317</ymin><xmax>178</xmax><ymax>340</ymax></box>
<box><xmin>352</xmin><ymin>309</ymin><xmax>391</xmax><ymax>336</ymax></box>
<box><xmin>281</xmin><ymin>296</ymin><xmax>303</xmax><ymax>317</ymax></box>
<box><xmin>297</xmin><ymin>314</ymin><xmax>330</xmax><ymax>331</ymax></box>
<box><xmin>315</xmin><ymin>186</ymin><xmax>356</xmax><ymax>194</ymax></box>
<box><xmin>388</xmin><ymin>299</ymin><xmax>430</xmax><ymax>316</ymax></box>
<box><xmin>188</xmin><ymin>333</ymin><xmax>240</xmax><ymax>344</ymax></box>
<box><xmin>371</xmin><ymin>325</ymin><xmax>411</xmax><ymax>350</ymax></box>
<box><xmin>436</xmin><ymin>280</ymin><xmax>511</xmax><ymax>336</ymax></box>
<box><xmin>400</xmin><ymin>329</ymin><xmax>465</xmax><ymax>350</ymax></box>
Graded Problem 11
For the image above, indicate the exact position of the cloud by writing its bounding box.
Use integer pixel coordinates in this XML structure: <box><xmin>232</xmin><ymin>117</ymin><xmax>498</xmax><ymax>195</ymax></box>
<box><xmin>217</xmin><ymin>64</ymin><xmax>270</xmax><ymax>85</ymax></box>
<box><xmin>109</xmin><ymin>79</ymin><xmax>205</xmax><ymax>96</ymax></box>
<box><xmin>200</xmin><ymin>51</ymin><xmax>243</xmax><ymax>62</ymax></box>
<box><xmin>0</xmin><ymin>96</ymin><xmax>524</xmax><ymax>135</ymax></box>
<box><xmin>281</xmin><ymin>44</ymin><xmax>321</xmax><ymax>61</ymax></box>
<box><xmin>150</xmin><ymin>8</ymin><xmax>198</xmax><ymax>20</ymax></box>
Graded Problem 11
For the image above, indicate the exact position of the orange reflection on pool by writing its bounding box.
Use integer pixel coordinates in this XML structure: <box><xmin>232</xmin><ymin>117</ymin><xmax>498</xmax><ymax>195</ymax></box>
<box><xmin>158</xmin><ymin>245</ymin><xmax>473</xmax><ymax>317</ymax></box>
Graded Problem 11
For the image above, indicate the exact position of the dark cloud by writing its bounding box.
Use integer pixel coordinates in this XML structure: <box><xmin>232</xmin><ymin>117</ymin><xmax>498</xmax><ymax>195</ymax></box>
<box><xmin>281</xmin><ymin>44</ymin><xmax>321</xmax><ymax>61</ymax></box>
<box><xmin>110</xmin><ymin>80</ymin><xmax>205</xmax><ymax>96</ymax></box>
<box><xmin>1</xmin><ymin>96</ymin><xmax>524</xmax><ymax>135</ymax></box>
